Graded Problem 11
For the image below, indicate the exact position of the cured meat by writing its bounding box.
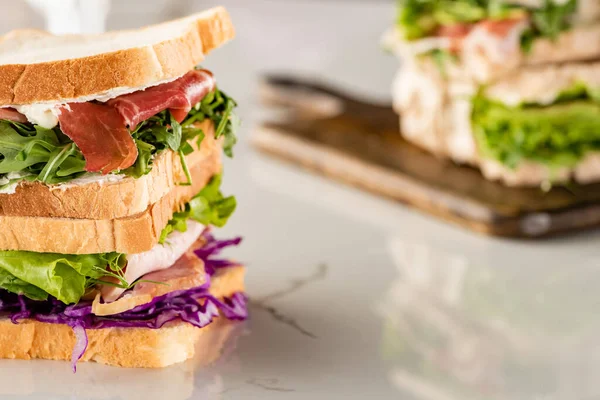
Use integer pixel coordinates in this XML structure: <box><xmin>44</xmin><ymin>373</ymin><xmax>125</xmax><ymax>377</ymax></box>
<box><xmin>58</xmin><ymin>102</ymin><xmax>138</xmax><ymax>174</ymax></box>
<box><xmin>93</xmin><ymin>246</ymin><xmax>207</xmax><ymax>316</ymax></box>
<box><xmin>47</xmin><ymin>69</ymin><xmax>216</xmax><ymax>175</ymax></box>
<box><xmin>100</xmin><ymin>221</ymin><xmax>205</xmax><ymax>302</ymax></box>
<box><xmin>461</xmin><ymin>17</ymin><xmax>529</xmax><ymax>82</ymax></box>
<box><xmin>436</xmin><ymin>17</ymin><xmax>528</xmax><ymax>56</ymax></box>
<box><xmin>108</xmin><ymin>69</ymin><xmax>216</xmax><ymax>128</ymax></box>
<box><xmin>132</xmin><ymin>251</ymin><xmax>206</xmax><ymax>298</ymax></box>
<box><xmin>0</xmin><ymin>107</ymin><xmax>27</xmax><ymax>123</ymax></box>
<box><xmin>436</xmin><ymin>23</ymin><xmax>472</xmax><ymax>39</ymax></box>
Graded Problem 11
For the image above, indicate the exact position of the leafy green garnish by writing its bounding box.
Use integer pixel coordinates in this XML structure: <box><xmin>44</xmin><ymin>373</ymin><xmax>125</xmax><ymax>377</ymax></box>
<box><xmin>159</xmin><ymin>174</ymin><xmax>236</xmax><ymax>244</ymax></box>
<box><xmin>123</xmin><ymin>109</ymin><xmax>204</xmax><ymax>180</ymax></box>
<box><xmin>472</xmin><ymin>86</ymin><xmax>600</xmax><ymax>169</ymax></box>
<box><xmin>529</xmin><ymin>0</ymin><xmax>577</xmax><ymax>40</ymax></box>
<box><xmin>397</xmin><ymin>0</ymin><xmax>577</xmax><ymax>47</ymax></box>
<box><xmin>184</xmin><ymin>89</ymin><xmax>240</xmax><ymax>157</ymax></box>
<box><xmin>0</xmin><ymin>251</ymin><xmax>127</xmax><ymax>304</ymax></box>
<box><xmin>0</xmin><ymin>122</ymin><xmax>86</xmax><ymax>184</ymax></box>
<box><xmin>0</xmin><ymin>88</ymin><xmax>239</xmax><ymax>186</ymax></box>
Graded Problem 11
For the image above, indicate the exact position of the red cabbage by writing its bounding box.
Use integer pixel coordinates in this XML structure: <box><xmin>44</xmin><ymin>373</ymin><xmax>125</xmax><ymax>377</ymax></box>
<box><xmin>0</xmin><ymin>230</ymin><xmax>247</xmax><ymax>372</ymax></box>
<box><xmin>70</xmin><ymin>323</ymin><xmax>87</xmax><ymax>372</ymax></box>
<box><xmin>195</xmin><ymin>229</ymin><xmax>242</xmax><ymax>276</ymax></box>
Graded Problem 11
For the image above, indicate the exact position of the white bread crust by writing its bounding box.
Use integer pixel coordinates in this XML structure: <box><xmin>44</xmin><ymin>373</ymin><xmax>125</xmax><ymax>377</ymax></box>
<box><xmin>0</xmin><ymin>7</ymin><xmax>235</xmax><ymax>105</ymax></box>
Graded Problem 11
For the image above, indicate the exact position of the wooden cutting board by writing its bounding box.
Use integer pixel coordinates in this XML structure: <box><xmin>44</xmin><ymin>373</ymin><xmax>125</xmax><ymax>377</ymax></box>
<box><xmin>252</xmin><ymin>74</ymin><xmax>600</xmax><ymax>238</ymax></box>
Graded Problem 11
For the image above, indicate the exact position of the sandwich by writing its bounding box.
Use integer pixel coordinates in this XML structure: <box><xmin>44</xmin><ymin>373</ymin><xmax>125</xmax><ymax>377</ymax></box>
<box><xmin>385</xmin><ymin>0</ymin><xmax>600</xmax><ymax>186</ymax></box>
<box><xmin>0</xmin><ymin>7</ymin><xmax>246</xmax><ymax>370</ymax></box>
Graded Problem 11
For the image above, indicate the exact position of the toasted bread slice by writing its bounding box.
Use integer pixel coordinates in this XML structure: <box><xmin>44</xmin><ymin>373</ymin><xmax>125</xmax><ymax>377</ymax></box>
<box><xmin>0</xmin><ymin>7</ymin><xmax>234</xmax><ymax>105</ymax></box>
<box><xmin>0</xmin><ymin>154</ymin><xmax>220</xmax><ymax>254</ymax></box>
<box><xmin>0</xmin><ymin>266</ymin><xmax>245</xmax><ymax>368</ymax></box>
<box><xmin>0</xmin><ymin>120</ymin><xmax>219</xmax><ymax>220</ymax></box>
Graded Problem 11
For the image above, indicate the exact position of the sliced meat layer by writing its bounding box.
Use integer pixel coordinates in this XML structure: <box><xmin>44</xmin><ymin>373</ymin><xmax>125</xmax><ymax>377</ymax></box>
<box><xmin>132</xmin><ymin>251</ymin><xmax>206</xmax><ymax>299</ymax></box>
<box><xmin>108</xmin><ymin>69</ymin><xmax>216</xmax><ymax>128</ymax></box>
<box><xmin>93</xmin><ymin>242</ymin><xmax>208</xmax><ymax>316</ymax></box>
<box><xmin>100</xmin><ymin>220</ymin><xmax>205</xmax><ymax>302</ymax></box>
<box><xmin>0</xmin><ymin>108</ymin><xmax>27</xmax><ymax>123</ymax></box>
<box><xmin>58</xmin><ymin>102</ymin><xmax>138</xmax><ymax>174</ymax></box>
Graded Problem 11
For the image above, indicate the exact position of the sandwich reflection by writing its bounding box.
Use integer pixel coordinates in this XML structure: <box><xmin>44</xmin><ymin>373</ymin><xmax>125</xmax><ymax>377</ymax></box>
<box><xmin>0</xmin><ymin>320</ymin><xmax>245</xmax><ymax>400</ymax></box>
<box><xmin>379</xmin><ymin>237</ymin><xmax>600</xmax><ymax>400</ymax></box>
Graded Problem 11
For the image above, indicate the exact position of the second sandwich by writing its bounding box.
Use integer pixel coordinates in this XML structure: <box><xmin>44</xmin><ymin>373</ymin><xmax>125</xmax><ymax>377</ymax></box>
<box><xmin>387</xmin><ymin>0</ymin><xmax>600</xmax><ymax>186</ymax></box>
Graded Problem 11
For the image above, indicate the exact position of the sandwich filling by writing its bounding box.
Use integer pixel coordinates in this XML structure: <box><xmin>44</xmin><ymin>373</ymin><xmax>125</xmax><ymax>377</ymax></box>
<box><xmin>386</xmin><ymin>0</ymin><xmax>597</xmax><ymax>84</ymax></box>
<box><xmin>0</xmin><ymin>229</ymin><xmax>247</xmax><ymax>371</ymax></box>
<box><xmin>0</xmin><ymin>68</ymin><xmax>239</xmax><ymax>190</ymax></box>
<box><xmin>396</xmin><ymin>0</ymin><xmax>578</xmax><ymax>42</ymax></box>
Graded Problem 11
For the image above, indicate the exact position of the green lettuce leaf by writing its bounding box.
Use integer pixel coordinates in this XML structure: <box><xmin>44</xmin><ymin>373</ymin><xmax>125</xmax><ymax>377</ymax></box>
<box><xmin>0</xmin><ymin>269</ymin><xmax>48</xmax><ymax>301</ymax></box>
<box><xmin>472</xmin><ymin>90</ymin><xmax>600</xmax><ymax>169</ymax></box>
<box><xmin>0</xmin><ymin>251</ymin><xmax>126</xmax><ymax>304</ymax></box>
<box><xmin>159</xmin><ymin>174</ymin><xmax>237</xmax><ymax>243</ymax></box>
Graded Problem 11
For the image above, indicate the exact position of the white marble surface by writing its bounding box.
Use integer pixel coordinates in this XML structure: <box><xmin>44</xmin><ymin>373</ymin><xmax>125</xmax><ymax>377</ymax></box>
<box><xmin>2</xmin><ymin>1</ymin><xmax>600</xmax><ymax>399</ymax></box>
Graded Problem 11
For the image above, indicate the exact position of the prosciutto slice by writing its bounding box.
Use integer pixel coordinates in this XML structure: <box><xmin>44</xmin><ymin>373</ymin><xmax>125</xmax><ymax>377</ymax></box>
<box><xmin>108</xmin><ymin>69</ymin><xmax>216</xmax><ymax>128</ymax></box>
<box><xmin>7</xmin><ymin>69</ymin><xmax>216</xmax><ymax>175</ymax></box>
<box><xmin>0</xmin><ymin>107</ymin><xmax>27</xmax><ymax>123</ymax></box>
<box><xmin>93</xmin><ymin>238</ymin><xmax>207</xmax><ymax>316</ymax></box>
<box><xmin>100</xmin><ymin>221</ymin><xmax>205</xmax><ymax>302</ymax></box>
<box><xmin>58</xmin><ymin>102</ymin><xmax>138</xmax><ymax>174</ymax></box>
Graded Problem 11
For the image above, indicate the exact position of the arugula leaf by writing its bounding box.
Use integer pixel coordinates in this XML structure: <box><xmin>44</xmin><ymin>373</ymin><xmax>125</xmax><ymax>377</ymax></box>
<box><xmin>126</xmin><ymin>140</ymin><xmax>155</xmax><ymax>179</ymax></box>
<box><xmin>123</xmin><ymin>89</ymin><xmax>239</xmax><ymax>178</ymax></box>
<box><xmin>0</xmin><ymin>88</ymin><xmax>239</xmax><ymax>185</ymax></box>
<box><xmin>0</xmin><ymin>251</ymin><xmax>127</xmax><ymax>304</ymax></box>
<box><xmin>186</xmin><ymin>89</ymin><xmax>240</xmax><ymax>157</ymax></box>
<box><xmin>0</xmin><ymin>122</ymin><xmax>86</xmax><ymax>184</ymax></box>
<box><xmin>169</xmin><ymin>114</ymin><xmax>183</xmax><ymax>151</ymax></box>
<box><xmin>159</xmin><ymin>174</ymin><xmax>236</xmax><ymax>244</ymax></box>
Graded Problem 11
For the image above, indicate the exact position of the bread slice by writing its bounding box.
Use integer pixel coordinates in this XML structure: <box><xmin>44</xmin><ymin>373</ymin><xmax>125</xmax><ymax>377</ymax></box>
<box><xmin>0</xmin><ymin>265</ymin><xmax>245</xmax><ymax>368</ymax></box>
<box><xmin>0</xmin><ymin>6</ymin><xmax>234</xmax><ymax>105</ymax></box>
<box><xmin>0</xmin><ymin>120</ymin><xmax>219</xmax><ymax>219</ymax></box>
<box><xmin>0</xmin><ymin>152</ymin><xmax>221</xmax><ymax>254</ymax></box>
